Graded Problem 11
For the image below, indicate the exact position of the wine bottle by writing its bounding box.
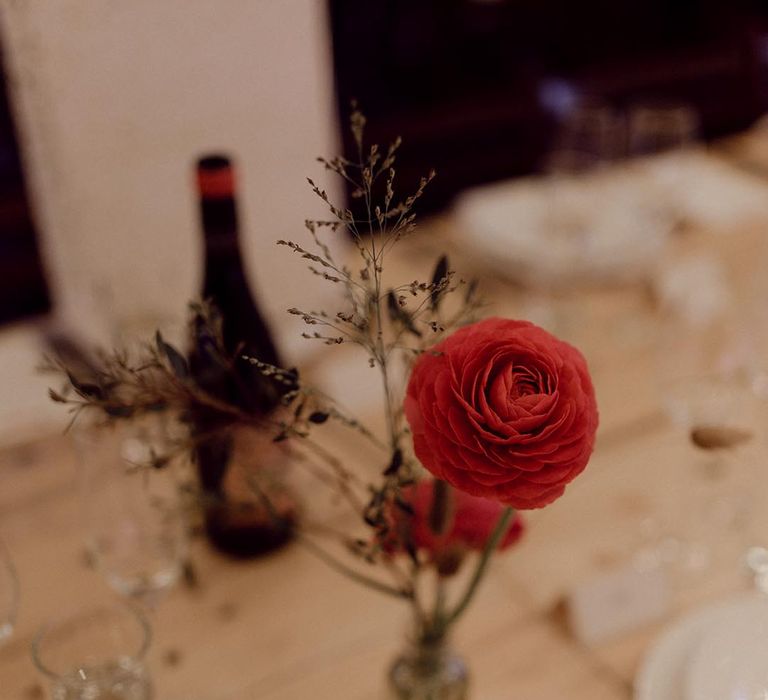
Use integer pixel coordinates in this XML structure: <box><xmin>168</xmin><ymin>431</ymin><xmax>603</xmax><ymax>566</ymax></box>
<box><xmin>195</xmin><ymin>154</ymin><xmax>284</xmax><ymax>413</ymax></box>
<box><xmin>189</xmin><ymin>154</ymin><xmax>296</xmax><ymax>557</ymax></box>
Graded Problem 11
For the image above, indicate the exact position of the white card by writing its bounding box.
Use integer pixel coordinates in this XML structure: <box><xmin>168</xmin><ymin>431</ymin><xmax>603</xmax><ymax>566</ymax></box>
<box><xmin>566</xmin><ymin>564</ymin><xmax>671</xmax><ymax>646</ymax></box>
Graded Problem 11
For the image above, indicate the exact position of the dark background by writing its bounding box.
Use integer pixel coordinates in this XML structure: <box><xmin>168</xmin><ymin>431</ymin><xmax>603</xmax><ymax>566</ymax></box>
<box><xmin>330</xmin><ymin>0</ymin><xmax>768</xmax><ymax>212</ymax></box>
<box><xmin>3</xmin><ymin>1</ymin><xmax>768</xmax><ymax>324</ymax></box>
<box><xmin>0</xmin><ymin>55</ymin><xmax>49</xmax><ymax>325</ymax></box>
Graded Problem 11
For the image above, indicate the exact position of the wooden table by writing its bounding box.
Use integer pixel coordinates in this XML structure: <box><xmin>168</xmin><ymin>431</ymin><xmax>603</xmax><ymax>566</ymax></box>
<box><xmin>4</xmin><ymin>146</ymin><xmax>768</xmax><ymax>699</ymax></box>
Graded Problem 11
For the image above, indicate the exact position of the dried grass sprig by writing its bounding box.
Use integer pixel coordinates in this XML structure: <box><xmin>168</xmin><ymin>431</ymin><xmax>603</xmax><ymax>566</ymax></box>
<box><xmin>46</xmin><ymin>108</ymin><xmax>486</xmax><ymax>628</ymax></box>
<box><xmin>268</xmin><ymin>106</ymin><xmax>485</xmax><ymax>616</ymax></box>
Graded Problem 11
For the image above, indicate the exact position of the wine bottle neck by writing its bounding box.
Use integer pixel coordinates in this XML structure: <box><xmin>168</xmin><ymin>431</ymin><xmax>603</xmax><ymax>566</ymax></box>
<box><xmin>200</xmin><ymin>196</ymin><xmax>242</xmax><ymax>257</ymax></box>
<box><xmin>200</xmin><ymin>193</ymin><xmax>237</xmax><ymax>229</ymax></box>
<box><xmin>192</xmin><ymin>154</ymin><xmax>286</xmax><ymax>409</ymax></box>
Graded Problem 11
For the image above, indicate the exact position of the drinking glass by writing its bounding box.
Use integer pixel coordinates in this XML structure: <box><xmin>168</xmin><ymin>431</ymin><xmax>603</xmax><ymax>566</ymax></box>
<box><xmin>648</xmin><ymin>255</ymin><xmax>762</xmax><ymax>581</ymax></box>
<box><xmin>75</xmin><ymin>418</ymin><xmax>189</xmax><ymax>603</ymax></box>
<box><xmin>0</xmin><ymin>537</ymin><xmax>18</xmax><ymax>643</ymax></box>
<box><xmin>32</xmin><ymin>603</ymin><xmax>152</xmax><ymax>700</ymax></box>
<box><xmin>627</xmin><ymin>101</ymin><xmax>699</xmax><ymax>156</ymax></box>
<box><xmin>545</xmin><ymin>99</ymin><xmax>624</xmax><ymax>174</ymax></box>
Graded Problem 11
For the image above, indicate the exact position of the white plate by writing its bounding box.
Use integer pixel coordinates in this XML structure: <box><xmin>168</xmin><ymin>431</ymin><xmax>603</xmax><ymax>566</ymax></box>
<box><xmin>635</xmin><ymin>596</ymin><xmax>760</xmax><ymax>700</ymax></box>
<box><xmin>452</xmin><ymin>167</ymin><xmax>672</xmax><ymax>289</ymax></box>
<box><xmin>686</xmin><ymin>596</ymin><xmax>768</xmax><ymax>700</ymax></box>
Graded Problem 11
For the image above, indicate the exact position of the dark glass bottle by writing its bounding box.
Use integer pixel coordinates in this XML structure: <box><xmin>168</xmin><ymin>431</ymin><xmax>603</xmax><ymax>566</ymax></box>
<box><xmin>190</xmin><ymin>154</ymin><xmax>296</xmax><ymax>558</ymax></box>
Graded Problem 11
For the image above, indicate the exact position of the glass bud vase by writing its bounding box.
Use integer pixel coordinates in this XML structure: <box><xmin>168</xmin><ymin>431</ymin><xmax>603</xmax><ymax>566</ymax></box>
<box><xmin>388</xmin><ymin>636</ymin><xmax>469</xmax><ymax>700</ymax></box>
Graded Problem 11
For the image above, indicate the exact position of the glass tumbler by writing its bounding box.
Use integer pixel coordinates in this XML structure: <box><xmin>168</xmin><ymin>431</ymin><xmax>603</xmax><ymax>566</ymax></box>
<box><xmin>32</xmin><ymin>603</ymin><xmax>153</xmax><ymax>700</ymax></box>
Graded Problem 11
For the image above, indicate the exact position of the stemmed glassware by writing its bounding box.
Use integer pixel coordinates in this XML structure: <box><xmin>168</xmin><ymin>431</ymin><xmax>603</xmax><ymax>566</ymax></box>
<box><xmin>627</xmin><ymin>101</ymin><xmax>699</xmax><ymax>157</ymax></box>
<box><xmin>545</xmin><ymin>99</ymin><xmax>624</xmax><ymax>175</ymax></box>
<box><xmin>0</xmin><ymin>536</ymin><xmax>19</xmax><ymax>644</ymax></box>
<box><xmin>74</xmin><ymin>417</ymin><xmax>189</xmax><ymax>605</ymax></box>
<box><xmin>645</xmin><ymin>253</ymin><xmax>763</xmax><ymax>583</ymax></box>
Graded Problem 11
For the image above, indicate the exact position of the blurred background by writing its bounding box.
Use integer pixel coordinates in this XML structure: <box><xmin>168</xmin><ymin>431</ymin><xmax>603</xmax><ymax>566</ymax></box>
<box><xmin>332</xmin><ymin>0</ymin><xmax>768</xmax><ymax>209</ymax></box>
<box><xmin>7</xmin><ymin>4</ymin><xmax>768</xmax><ymax>699</ymax></box>
<box><xmin>1</xmin><ymin>0</ymin><xmax>768</xmax><ymax>440</ymax></box>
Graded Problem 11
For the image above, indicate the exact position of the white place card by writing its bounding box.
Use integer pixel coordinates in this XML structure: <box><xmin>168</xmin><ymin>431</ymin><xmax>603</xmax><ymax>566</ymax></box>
<box><xmin>566</xmin><ymin>564</ymin><xmax>671</xmax><ymax>646</ymax></box>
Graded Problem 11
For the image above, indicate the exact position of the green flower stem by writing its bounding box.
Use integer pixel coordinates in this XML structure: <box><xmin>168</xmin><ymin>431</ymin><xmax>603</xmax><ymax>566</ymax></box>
<box><xmin>444</xmin><ymin>506</ymin><xmax>515</xmax><ymax>627</ymax></box>
<box><xmin>422</xmin><ymin>576</ymin><xmax>448</xmax><ymax>643</ymax></box>
<box><xmin>298</xmin><ymin>534</ymin><xmax>413</xmax><ymax>601</ymax></box>
<box><xmin>435</xmin><ymin>576</ymin><xmax>447</xmax><ymax>618</ymax></box>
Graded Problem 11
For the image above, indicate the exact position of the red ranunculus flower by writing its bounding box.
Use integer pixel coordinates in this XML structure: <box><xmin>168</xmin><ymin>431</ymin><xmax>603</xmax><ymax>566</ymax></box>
<box><xmin>398</xmin><ymin>480</ymin><xmax>525</xmax><ymax>555</ymax></box>
<box><xmin>404</xmin><ymin>318</ymin><xmax>598</xmax><ymax>509</ymax></box>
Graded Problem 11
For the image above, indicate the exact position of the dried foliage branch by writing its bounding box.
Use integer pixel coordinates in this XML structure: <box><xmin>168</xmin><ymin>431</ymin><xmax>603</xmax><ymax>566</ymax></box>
<box><xmin>45</xmin><ymin>107</ymin><xmax>485</xmax><ymax>606</ymax></box>
<box><xmin>254</xmin><ymin>105</ymin><xmax>484</xmax><ymax>595</ymax></box>
<box><xmin>42</xmin><ymin>300</ymin><xmax>385</xmax><ymax>539</ymax></box>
